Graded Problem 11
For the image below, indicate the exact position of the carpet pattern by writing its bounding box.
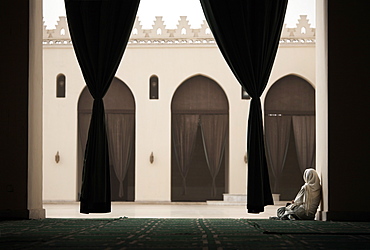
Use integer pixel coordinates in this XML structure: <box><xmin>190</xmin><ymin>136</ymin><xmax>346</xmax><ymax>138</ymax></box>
<box><xmin>1</xmin><ymin>218</ymin><xmax>370</xmax><ymax>249</ymax></box>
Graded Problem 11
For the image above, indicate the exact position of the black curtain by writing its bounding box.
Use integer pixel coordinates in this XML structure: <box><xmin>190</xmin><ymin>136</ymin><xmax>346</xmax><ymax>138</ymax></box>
<box><xmin>200</xmin><ymin>0</ymin><xmax>288</xmax><ymax>213</ymax></box>
<box><xmin>65</xmin><ymin>0</ymin><xmax>140</xmax><ymax>213</ymax></box>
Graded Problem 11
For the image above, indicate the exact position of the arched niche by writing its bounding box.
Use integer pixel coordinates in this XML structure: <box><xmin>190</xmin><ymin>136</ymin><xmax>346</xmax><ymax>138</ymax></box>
<box><xmin>78</xmin><ymin>77</ymin><xmax>135</xmax><ymax>112</ymax></box>
<box><xmin>171</xmin><ymin>75</ymin><xmax>229</xmax><ymax>201</ymax></box>
<box><xmin>265</xmin><ymin>75</ymin><xmax>315</xmax><ymax>115</ymax></box>
<box><xmin>172</xmin><ymin>75</ymin><xmax>229</xmax><ymax>114</ymax></box>
<box><xmin>77</xmin><ymin>77</ymin><xmax>135</xmax><ymax>201</ymax></box>
<box><xmin>264</xmin><ymin>75</ymin><xmax>315</xmax><ymax>200</ymax></box>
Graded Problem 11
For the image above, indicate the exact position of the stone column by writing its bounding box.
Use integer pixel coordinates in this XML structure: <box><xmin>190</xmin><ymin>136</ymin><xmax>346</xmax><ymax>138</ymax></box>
<box><xmin>0</xmin><ymin>0</ymin><xmax>44</xmax><ymax>219</ymax></box>
<box><xmin>28</xmin><ymin>0</ymin><xmax>45</xmax><ymax>219</ymax></box>
<box><xmin>315</xmin><ymin>0</ymin><xmax>329</xmax><ymax>220</ymax></box>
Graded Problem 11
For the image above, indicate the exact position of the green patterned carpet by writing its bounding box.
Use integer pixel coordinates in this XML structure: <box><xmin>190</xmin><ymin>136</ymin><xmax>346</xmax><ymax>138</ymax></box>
<box><xmin>1</xmin><ymin>218</ymin><xmax>370</xmax><ymax>249</ymax></box>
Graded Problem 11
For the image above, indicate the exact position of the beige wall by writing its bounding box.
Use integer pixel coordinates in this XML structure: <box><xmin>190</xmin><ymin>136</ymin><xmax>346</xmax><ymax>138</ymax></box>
<box><xmin>43</xmin><ymin>46</ymin><xmax>85</xmax><ymax>201</ymax></box>
<box><xmin>118</xmin><ymin>46</ymin><xmax>248</xmax><ymax>201</ymax></box>
<box><xmin>43</xmin><ymin>18</ymin><xmax>316</xmax><ymax>202</ymax></box>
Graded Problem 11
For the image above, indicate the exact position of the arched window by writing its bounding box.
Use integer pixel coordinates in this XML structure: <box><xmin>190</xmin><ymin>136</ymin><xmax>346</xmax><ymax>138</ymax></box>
<box><xmin>56</xmin><ymin>74</ymin><xmax>66</xmax><ymax>98</ymax></box>
<box><xmin>60</xmin><ymin>28</ymin><xmax>65</xmax><ymax>36</ymax></box>
<box><xmin>301</xmin><ymin>27</ymin><xmax>306</xmax><ymax>34</ymax></box>
<box><xmin>157</xmin><ymin>28</ymin><xmax>162</xmax><ymax>35</ymax></box>
<box><xmin>149</xmin><ymin>75</ymin><xmax>159</xmax><ymax>99</ymax></box>
<box><xmin>181</xmin><ymin>28</ymin><xmax>187</xmax><ymax>35</ymax></box>
<box><xmin>132</xmin><ymin>28</ymin><xmax>138</xmax><ymax>35</ymax></box>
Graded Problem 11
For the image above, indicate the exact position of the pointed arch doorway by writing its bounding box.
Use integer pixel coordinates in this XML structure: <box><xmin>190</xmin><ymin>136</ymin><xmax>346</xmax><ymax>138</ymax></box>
<box><xmin>264</xmin><ymin>75</ymin><xmax>315</xmax><ymax>200</ymax></box>
<box><xmin>171</xmin><ymin>75</ymin><xmax>229</xmax><ymax>202</ymax></box>
<box><xmin>77</xmin><ymin>77</ymin><xmax>135</xmax><ymax>201</ymax></box>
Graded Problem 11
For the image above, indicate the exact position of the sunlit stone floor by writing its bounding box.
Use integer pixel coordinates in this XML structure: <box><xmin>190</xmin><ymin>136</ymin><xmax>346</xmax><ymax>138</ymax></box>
<box><xmin>44</xmin><ymin>201</ymin><xmax>288</xmax><ymax>219</ymax></box>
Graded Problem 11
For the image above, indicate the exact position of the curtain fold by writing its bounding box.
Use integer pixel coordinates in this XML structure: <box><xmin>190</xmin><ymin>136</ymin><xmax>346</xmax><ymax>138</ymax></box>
<box><xmin>200</xmin><ymin>115</ymin><xmax>228</xmax><ymax>197</ymax></box>
<box><xmin>200</xmin><ymin>0</ymin><xmax>288</xmax><ymax>213</ymax></box>
<box><xmin>292</xmin><ymin>116</ymin><xmax>316</xmax><ymax>173</ymax></box>
<box><xmin>172</xmin><ymin>114</ymin><xmax>200</xmax><ymax>195</ymax></box>
<box><xmin>65</xmin><ymin>0</ymin><xmax>140</xmax><ymax>213</ymax></box>
<box><xmin>78</xmin><ymin>113</ymin><xmax>91</xmax><ymax>161</ymax></box>
<box><xmin>106</xmin><ymin>114</ymin><xmax>134</xmax><ymax>198</ymax></box>
<box><xmin>77</xmin><ymin>113</ymin><xmax>91</xmax><ymax>199</ymax></box>
<box><xmin>265</xmin><ymin>116</ymin><xmax>292</xmax><ymax>193</ymax></box>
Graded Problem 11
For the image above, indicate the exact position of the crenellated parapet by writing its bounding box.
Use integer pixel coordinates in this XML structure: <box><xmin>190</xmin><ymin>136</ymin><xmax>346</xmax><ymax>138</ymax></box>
<box><xmin>43</xmin><ymin>15</ymin><xmax>315</xmax><ymax>46</ymax></box>
<box><xmin>280</xmin><ymin>15</ymin><xmax>315</xmax><ymax>45</ymax></box>
<box><xmin>43</xmin><ymin>16</ymin><xmax>72</xmax><ymax>45</ymax></box>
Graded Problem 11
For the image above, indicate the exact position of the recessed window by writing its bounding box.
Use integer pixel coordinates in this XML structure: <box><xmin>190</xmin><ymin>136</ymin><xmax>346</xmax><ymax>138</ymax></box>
<box><xmin>301</xmin><ymin>27</ymin><xmax>306</xmax><ymax>34</ymax></box>
<box><xmin>157</xmin><ymin>28</ymin><xmax>162</xmax><ymax>35</ymax></box>
<box><xmin>241</xmin><ymin>87</ymin><xmax>250</xmax><ymax>100</ymax></box>
<box><xmin>60</xmin><ymin>28</ymin><xmax>65</xmax><ymax>36</ymax></box>
<box><xmin>181</xmin><ymin>28</ymin><xmax>186</xmax><ymax>35</ymax></box>
<box><xmin>56</xmin><ymin>74</ymin><xmax>66</xmax><ymax>98</ymax></box>
<box><xmin>149</xmin><ymin>75</ymin><xmax>159</xmax><ymax>100</ymax></box>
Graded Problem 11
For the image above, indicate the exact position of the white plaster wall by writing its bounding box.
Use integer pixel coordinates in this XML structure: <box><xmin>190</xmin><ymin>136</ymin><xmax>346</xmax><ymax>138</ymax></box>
<box><xmin>117</xmin><ymin>45</ymin><xmax>248</xmax><ymax>201</ymax></box>
<box><xmin>43</xmin><ymin>46</ymin><xmax>85</xmax><ymax>201</ymax></box>
<box><xmin>43</xmin><ymin>41</ymin><xmax>315</xmax><ymax>202</ymax></box>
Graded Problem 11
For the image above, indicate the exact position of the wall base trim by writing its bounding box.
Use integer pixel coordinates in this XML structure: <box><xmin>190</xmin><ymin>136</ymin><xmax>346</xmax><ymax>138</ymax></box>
<box><xmin>29</xmin><ymin>208</ymin><xmax>46</xmax><ymax>219</ymax></box>
<box><xmin>223</xmin><ymin>194</ymin><xmax>247</xmax><ymax>203</ymax></box>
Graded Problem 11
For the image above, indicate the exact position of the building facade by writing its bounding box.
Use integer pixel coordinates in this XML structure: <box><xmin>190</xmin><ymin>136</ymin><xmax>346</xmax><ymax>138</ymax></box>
<box><xmin>42</xmin><ymin>15</ymin><xmax>316</xmax><ymax>203</ymax></box>
<box><xmin>3</xmin><ymin>0</ymin><xmax>370</xmax><ymax>221</ymax></box>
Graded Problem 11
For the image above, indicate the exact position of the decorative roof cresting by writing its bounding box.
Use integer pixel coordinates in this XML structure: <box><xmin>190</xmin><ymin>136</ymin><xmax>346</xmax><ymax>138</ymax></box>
<box><xmin>43</xmin><ymin>15</ymin><xmax>315</xmax><ymax>46</ymax></box>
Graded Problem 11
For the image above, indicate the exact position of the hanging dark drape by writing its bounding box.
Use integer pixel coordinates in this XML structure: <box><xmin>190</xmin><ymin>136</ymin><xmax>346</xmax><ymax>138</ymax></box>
<box><xmin>65</xmin><ymin>0</ymin><xmax>140</xmax><ymax>213</ymax></box>
<box><xmin>265</xmin><ymin>115</ymin><xmax>292</xmax><ymax>193</ymax></box>
<box><xmin>172</xmin><ymin>114</ymin><xmax>200</xmax><ymax>195</ymax></box>
<box><xmin>78</xmin><ymin>112</ymin><xmax>91</xmax><ymax>199</ymax></box>
<box><xmin>106</xmin><ymin>114</ymin><xmax>134</xmax><ymax>198</ymax></box>
<box><xmin>200</xmin><ymin>0</ymin><xmax>288</xmax><ymax>213</ymax></box>
<box><xmin>292</xmin><ymin>116</ymin><xmax>316</xmax><ymax>173</ymax></box>
<box><xmin>200</xmin><ymin>115</ymin><xmax>228</xmax><ymax>197</ymax></box>
<box><xmin>78</xmin><ymin>113</ymin><xmax>91</xmax><ymax>160</ymax></box>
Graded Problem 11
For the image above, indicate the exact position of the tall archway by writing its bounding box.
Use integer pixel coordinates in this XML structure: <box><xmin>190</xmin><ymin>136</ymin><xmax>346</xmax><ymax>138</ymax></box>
<box><xmin>171</xmin><ymin>75</ymin><xmax>229</xmax><ymax>201</ymax></box>
<box><xmin>264</xmin><ymin>75</ymin><xmax>315</xmax><ymax>200</ymax></box>
<box><xmin>77</xmin><ymin>77</ymin><xmax>135</xmax><ymax>201</ymax></box>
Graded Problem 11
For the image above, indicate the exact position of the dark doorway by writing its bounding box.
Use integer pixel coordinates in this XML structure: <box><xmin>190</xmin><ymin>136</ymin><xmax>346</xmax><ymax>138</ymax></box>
<box><xmin>264</xmin><ymin>75</ymin><xmax>315</xmax><ymax>200</ymax></box>
<box><xmin>77</xmin><ymin>77</ymin><xmax>135</xmax><ymax>201</ymax></box>
<box><xmin>171</xmin><ymin>75</ymin><xmax>229</xmax><ymax>202</ymax></box>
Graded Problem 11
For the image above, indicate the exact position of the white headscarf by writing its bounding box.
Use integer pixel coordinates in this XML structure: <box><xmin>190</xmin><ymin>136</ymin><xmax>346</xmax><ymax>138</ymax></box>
<box><xmin>302</xmin><ymin>168</ymin><xmax>321</xmax><ymax>216</ymax></box>
<box><xmin>292</xmin><ymin>168</ymin><xmax>321</xmax><ymax>216</ymax></box>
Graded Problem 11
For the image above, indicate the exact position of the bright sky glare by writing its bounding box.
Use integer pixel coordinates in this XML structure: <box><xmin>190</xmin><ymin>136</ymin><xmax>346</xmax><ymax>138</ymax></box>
<box><xmin>43</xmin><ymin>0</ymin><xmax>315</xmax><ymax>30</ymax></box>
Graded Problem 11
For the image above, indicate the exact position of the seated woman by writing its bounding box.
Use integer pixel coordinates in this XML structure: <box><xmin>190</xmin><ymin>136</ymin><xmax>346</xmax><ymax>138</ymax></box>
<box><xmin>271</xmin><ymin>168</ymin><xmax>321</xmax><ymax>220</ymax></box>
